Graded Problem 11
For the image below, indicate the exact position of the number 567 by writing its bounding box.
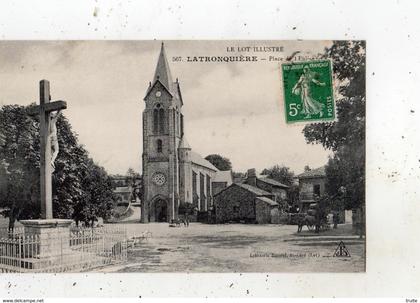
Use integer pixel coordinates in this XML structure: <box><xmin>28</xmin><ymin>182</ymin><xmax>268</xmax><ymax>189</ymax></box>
<box><xmin>289</xmin><ymin>103</ymin><xmax>301</xmax><ymax>116</ymax></box>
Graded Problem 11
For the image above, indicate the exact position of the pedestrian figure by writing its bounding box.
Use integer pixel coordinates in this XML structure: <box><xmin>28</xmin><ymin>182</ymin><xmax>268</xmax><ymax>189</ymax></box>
<box><xmin>333</xmin><ymin>211</ymin><xmax>339</xmax><ymax>229</ymax></box>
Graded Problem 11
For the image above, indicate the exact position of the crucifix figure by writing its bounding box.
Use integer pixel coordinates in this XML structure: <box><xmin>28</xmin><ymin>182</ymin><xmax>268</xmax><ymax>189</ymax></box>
<box><xmin>28</xmin><ymin>80</ymin><xmax>67</xmax><ymax>219</ymax></box>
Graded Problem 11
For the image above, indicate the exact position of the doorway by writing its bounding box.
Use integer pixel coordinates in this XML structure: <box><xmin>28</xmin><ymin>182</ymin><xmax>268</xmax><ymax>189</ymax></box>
<box><xmin>154</xmin><ymin>199</ymin><xmax>168</xmax><ymax>222</ymax></box>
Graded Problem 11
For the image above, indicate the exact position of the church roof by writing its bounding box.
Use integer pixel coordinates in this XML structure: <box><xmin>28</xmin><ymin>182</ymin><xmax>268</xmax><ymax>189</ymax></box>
<box><xmin>178</xmin><ymin>136</ymin><xmax>191</xmax><ymax>149</ymax></box>
<box><xmin>213</xmin><ymin>170</ymin><xmax>233</xmax><ymax>184</ymax></box>
<box><xmin>190</xmin><ymin>151</ymin><xmax>218</xmax><ymax>171</ymax></box>
<box><xmin>144</xmin><ymin>43</ymin><xmax>183</xmax><ymax>105</ymax></box>
<box><xmin>297</xmin><ymin>166</ymin><xmax>326</xmax><ymax>179</ymax></box>
<box><xmin>153</xmin><ymin>42</ymin><xmax>174</xmax><ymax>93</ymax></box>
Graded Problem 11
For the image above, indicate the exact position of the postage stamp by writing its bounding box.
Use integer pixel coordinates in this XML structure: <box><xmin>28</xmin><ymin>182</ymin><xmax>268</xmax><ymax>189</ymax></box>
<box><xmin>282</xmin><ymin>59</ymin><xmax>335</xmax><ymax>123</ymax></box>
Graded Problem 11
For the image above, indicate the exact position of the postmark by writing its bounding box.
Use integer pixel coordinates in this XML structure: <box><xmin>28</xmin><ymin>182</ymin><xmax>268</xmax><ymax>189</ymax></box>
<box><xmin>282</xmin><ymin>59</ymin><xmax>335</xmax><ymax>123</ymax></box>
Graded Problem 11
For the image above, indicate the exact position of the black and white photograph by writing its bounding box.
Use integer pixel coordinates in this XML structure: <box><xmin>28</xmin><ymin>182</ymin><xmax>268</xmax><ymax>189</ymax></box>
<box><xmin>0</xmin><ymin>40</ymin><xmax>365</xmax><ymax>273</ymax></box>
<box><xmin>0</xmin><ymin>0</ymin><xmax>420</xmax><ymax>300</ymax></box>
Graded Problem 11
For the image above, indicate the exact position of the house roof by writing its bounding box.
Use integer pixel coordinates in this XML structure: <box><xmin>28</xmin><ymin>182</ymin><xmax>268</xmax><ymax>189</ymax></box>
<box><xmin>297</xmin><ymin>166</ymin><xmax>326</xmax><ymax>179</ymax></box>
<box><xmin>256</xmin><ymin>196</ymin><xmax>278</xmax><ymax>206</ymax></box>
<box><xmin>190</xmin><ymin>151</ymin><xmax>218</xmax><ymax>171</ymax></box>
<box><xmin>235</xmin><ymin>183</ymin><xmax>272</xmax><ymax>196</ymax></box>
<box><xmin>258</xmin><ymin>177</ymin><xmax>289</xmax><ymax>189</ymax></box>
<box><xmin>213</xmin><ymin>170</ymin><xmax>233</xmax><ymax>183</ymax></box>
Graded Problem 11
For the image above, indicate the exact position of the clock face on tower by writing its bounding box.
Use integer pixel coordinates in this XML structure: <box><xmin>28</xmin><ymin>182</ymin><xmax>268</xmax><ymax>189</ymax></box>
<box><xmin>152</xmin><ymin>172</ymin><xmax>166</xmax><ymax>186</ymax></box>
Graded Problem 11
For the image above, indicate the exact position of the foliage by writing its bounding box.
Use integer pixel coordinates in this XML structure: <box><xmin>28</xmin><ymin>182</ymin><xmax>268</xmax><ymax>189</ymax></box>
<box><xmin>0</xmin><ymin>104</ymin><xmax>116</xmax><ymax>227</ymax></box>
<box><xmin>0</xmin><ymin>105</ymin><xmax>40</xmax><ymax>226</ymax></box>
<box><xmin>73</xmin><ymin>159</ymin><xmax>116</xmax><ymax>225</ymax></box>
<box><xmin>261</xmin><ymin>164</ymin><xmax>300</xmax><ymax>206</ymax></box>
<box><xmin>261</xmin><ymin>164</ymin><xmax>295</xmax><ymax>186</ymax></box>
<box><xmin>204</xmin><ymin>154</ymin><xmax>232</xmax><ymax>171</ymax></box>
<box><xmin>125</xmin><ymin>167</ymin><xmax>142</xmax><ymax>202</ymax></box>
<box><xmin>232</xmin><ymin>171</ymin><xmax>245</xmax><ymax>182</ymax></box>
<box><xmin>302</xmin><ymin>41</ymin><xmax>366</xmax><ymax>210</ymax></box>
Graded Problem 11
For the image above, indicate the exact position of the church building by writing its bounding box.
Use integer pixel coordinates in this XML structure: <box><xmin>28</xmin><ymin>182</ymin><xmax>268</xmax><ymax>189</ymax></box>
<box><xmin>141</xmin><ymin>43</ymin><xmax>230</xmax><ymax>223</ymax></box>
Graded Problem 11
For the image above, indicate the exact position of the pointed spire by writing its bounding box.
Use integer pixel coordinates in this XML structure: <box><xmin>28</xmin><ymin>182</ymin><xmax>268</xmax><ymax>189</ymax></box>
<box><xmin>179</xmin><ymin>135</ymin><xmax>191</xmax><ymax>149</ymax></box>
<box><xmin>152</xmin><ymin>42</ymin><xmax>173</xmax><ymax>92</ymax></box>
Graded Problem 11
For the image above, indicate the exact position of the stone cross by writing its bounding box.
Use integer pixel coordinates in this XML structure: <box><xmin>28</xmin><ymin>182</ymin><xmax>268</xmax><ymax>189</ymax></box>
<box><xmin>28</xmin><ymin>80</ymin><xmax>67</xmax><ymax>219</ymax></box>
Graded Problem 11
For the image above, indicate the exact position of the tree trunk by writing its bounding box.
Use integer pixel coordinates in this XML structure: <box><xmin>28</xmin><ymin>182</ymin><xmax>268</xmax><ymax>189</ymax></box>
<box><xmin>8</xmin><ymin>214</ymin><xmax>16</xmax><ymax>233</ymax></box>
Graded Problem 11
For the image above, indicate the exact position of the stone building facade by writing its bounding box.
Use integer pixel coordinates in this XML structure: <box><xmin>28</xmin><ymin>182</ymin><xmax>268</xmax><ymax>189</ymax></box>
<box><xmin>297</xmin><ymin>166</ymin><xmax>345</xmax><ymax>223</ymax></box>
<box><xmin>212</xmin><ymin>170</ymin><xmax>233</xmax><ymax>196</ymax></box>
<box><xmin>141</xmin><ymin>44</ymin><xmax>227</xmax><ymax>223</ymax></box>
<box><xmin>243</xmin><ymin>169</ymin><xmax>288</xmax><ymax>204</ymax></box>
<box><xmin>297</xmin><ymin>166</ymin><xmax>327</xmax><ymax>212</ymax></box>
<box><xmin>214</xmin><ymin>183</ymin><xmax>278</xmax><ymax>224</ymax></box>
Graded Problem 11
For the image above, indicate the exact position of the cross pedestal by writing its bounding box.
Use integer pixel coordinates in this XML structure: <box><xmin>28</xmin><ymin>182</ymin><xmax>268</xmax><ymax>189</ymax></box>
<box><xmin>20</xmin><ymin>219</ymin><xmax>73</xmax><ymax>258</ymax></box>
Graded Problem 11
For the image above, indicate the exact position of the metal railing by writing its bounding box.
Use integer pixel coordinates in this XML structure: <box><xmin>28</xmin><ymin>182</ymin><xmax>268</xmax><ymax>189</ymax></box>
<box><xmin>0</xmin><ymin>225</ymin><xmax>128</xmax><ymax>273</ymax></box>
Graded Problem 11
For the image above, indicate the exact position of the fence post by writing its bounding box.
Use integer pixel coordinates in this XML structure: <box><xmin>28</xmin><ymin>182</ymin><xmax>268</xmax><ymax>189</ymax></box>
<box><xmin>18</xmin><ymin>235</ymin><xmax>22</xmax><ymax>270</ymax></box>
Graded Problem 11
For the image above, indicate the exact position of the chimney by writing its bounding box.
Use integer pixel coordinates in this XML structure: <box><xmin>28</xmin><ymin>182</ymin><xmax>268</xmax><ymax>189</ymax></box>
<box><xmin>247</xmin><ymin>168</ymin><xmax>257</xmax><ymax>187</ymax></box>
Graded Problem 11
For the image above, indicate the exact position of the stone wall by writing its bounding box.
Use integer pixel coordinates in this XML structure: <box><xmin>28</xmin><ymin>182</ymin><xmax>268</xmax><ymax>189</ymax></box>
<box><xmin>299</xmin><ymin>177</ymin><xmax>326</xmax><ymax>199</ymax></box>
<box><xmin>256</xmin><ymin>179</ymin><xmax>287</xmax><ymax>202</ymax></box>
<box><xmin>212</xmin><ymin>182</ymin><xmax>227</xmax><ymax>196</ymax></box>
<box><xmin>214</xmin><ymin>185</ymin><xmax>256</xmax><ymax>223</ymax></box>
<box><xmin>255</xmin><ymin>199</ymin><xmax>272</xmax><ymax>224</ymax></box>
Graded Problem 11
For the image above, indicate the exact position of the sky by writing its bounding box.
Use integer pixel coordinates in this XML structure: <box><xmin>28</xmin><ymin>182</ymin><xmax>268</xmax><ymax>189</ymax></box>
<box><xmin>0</xmin><ymin>40</ymin><xmax>333</xmax><ymax>175</ymax></box>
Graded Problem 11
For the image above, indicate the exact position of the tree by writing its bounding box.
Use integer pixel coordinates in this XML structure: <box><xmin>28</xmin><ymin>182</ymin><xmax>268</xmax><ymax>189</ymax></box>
<box><xmin>261</xmin><ymin>164</ymin><xmax>298</xmax><ymax>206</ymax></box>
<box><xmin>0</xmin><ymin>105</ymin><xmax>40</xmax><ymax>229</ymax></box>
<box><xmin>304</xmin><ymin>165</ymin><xmax>311</xmax><ymax>172</ymax></box>
<box><xmin>232</xmin><ymin>171</ymin><xmax>245</xmax><ymax>182</ymax></box>
<box><xmin>125</xmin><ymin>167</ymin><xmax>142</xmax><ymax>202</ymax></box>
<box><xmin>0</xmin><ymin>104</ymin><xmax>117</xmax><ymax>227</ymax></box>
<box><xmin>205</xmin><ymin>154</ymin><xmax>232</xmax><ymax>171</ymax></box>
<box><xmin>261</xmin><ymin>164</ymin><xmax>295</xmax><ymax>186</ymax></box>
<box><xmin>73</xmin><ymin>159</ymin><xmax>116</xmax><ymax>226</ymax></box>
<box><xmin>302</xmin><ymin>41</ymin><xmax>365</xmax><ymax>213</ymax></box>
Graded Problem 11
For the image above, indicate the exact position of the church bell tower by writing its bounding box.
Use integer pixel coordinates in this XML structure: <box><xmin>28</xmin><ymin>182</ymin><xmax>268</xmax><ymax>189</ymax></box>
<box><xmin>141</xmin><ymin>43</ymin><xmax>184</xmax><ymax>223</ymax></box>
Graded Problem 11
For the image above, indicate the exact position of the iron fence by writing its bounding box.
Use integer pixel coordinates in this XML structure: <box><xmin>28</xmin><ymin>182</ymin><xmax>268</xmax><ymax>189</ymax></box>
<box><xmin>0</xmin><ymin>225</ymin><xmax>128</xmax><ymax>273</ymax></box>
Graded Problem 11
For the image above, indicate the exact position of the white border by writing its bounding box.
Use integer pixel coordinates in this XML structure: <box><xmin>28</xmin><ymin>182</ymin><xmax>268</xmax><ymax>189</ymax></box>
<box><xmin>0</xmin><ymin>0</ymin><xmax>419</xmax><ymax>298</ymax></box>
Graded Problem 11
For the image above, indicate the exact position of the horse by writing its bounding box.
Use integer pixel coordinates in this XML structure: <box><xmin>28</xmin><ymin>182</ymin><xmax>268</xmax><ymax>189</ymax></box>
<box><xmin>297</xmin><ymin>214</ymin><xmax>316</xmax><ymax>233</ymax></box>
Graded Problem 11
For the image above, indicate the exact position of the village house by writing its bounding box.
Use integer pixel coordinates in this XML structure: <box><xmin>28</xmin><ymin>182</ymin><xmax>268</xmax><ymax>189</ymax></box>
<box><xmin>243</xmin><ymin>169</ymin><xmax>289</xmax><ymax>202</ymax></box>
<box><xmin>214</xmin><ymin>183</ymin><xmax>278</xmax><ymax>224</ymax></box>
<box><xmin>212</xmin><ymin>170</ymin><xmax>233</xmax><ymax>196</ymax></box>
<box><xmin>297</xmin><ymin>166</ymin><xmax>346</xmax><ymax>223</ymax></box>
<box><xmin>110</xmin><ymin>175</ymin><xmax>141</xmax><ymax>207</ymax></box>
<box><xmin>213</xmin><ymin>169</ymin><xmax>288</xmax><ymax>224</ymax></box>
<box><xmin>296</xmin><ymin>166</ymin><xmax>327</xmax><ymax>212</ymax></box>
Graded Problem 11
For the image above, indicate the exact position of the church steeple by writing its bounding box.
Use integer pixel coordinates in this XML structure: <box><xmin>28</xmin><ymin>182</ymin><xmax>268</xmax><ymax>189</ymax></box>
<box><xmin>152</xmin><ymin>42</ymin><xmax>173</xmax><ymax>93</ymax></box>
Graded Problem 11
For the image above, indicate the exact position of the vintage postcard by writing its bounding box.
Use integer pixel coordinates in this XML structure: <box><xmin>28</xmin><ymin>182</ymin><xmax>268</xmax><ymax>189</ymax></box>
<box><xmin>0</xmin><ymin>40</ymin><xmax>365</xmax><ymax>273</ymax></box>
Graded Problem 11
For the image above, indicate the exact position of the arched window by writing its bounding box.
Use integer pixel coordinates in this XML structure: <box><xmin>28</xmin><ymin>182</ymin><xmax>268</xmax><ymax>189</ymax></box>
<box><xmin>157</xmin><ymin>139</ymin><xmax>162</xmax><ymax>153</ymax></box>
<box><xmin>153</xmin><ymin>104</ymin><xmax>165</xmax><ymax>134</ymax></box>
<box><xmin>158</xmin><ymin>108</ymin><xmax>165</xmax><ymax>133</ymax></box>
<box><xmin>180</xmin><ymin>114</ymin><xmax>184</xmax><ymax>137</ymax></box>
<box><xmin>176</xmin><ymin>111</ymin><xmax>180</xmax><ymax>136</ymax></box>
<box><xmin>153</xmin><ymin>109</ymin><xmax>159</xmax><ymax>133</ymax></box>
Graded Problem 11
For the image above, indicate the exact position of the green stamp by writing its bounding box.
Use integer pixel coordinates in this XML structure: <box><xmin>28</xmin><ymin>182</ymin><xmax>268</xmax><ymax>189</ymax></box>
<box><xmin>282</xmin><ymin>60</ymin><xmax>335</xmax><ymax>123</ymax></box>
